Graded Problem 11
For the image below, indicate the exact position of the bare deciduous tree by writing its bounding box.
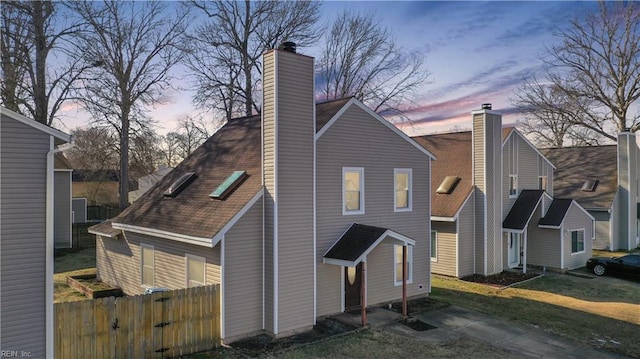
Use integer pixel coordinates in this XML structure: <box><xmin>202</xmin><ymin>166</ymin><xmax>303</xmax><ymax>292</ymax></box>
<box><xmin>186</xmin><ymin>0</ymin><xmax>321</xmax><ymax>120</ymax></box>
<box><xmin>158</xmin><ymin>116</ymin><xmax>221</xmax><ymax>166</ymax></box>
<box><xmin>0</xmin><ymin>1</ymin><xmax>87</xmax><ymax>126</ymax></box>
<box><xmin>516</xmin><ymin>2</ymin><xmax>640</xmax><ymax>144</ymax></box>
<box><xmin>70</xmin><ymin>1</ymin><xmax>188</xmax><ymax>209</ymax></box>
<box><xmin>317</xmin><ymin>11</ymin><xmax>430</xmax><ymax>120</ymax></box>
<box><xmin>513</xmin><ymin>78</ymin><xmax>607</xmax><ymax>147</ymax></box>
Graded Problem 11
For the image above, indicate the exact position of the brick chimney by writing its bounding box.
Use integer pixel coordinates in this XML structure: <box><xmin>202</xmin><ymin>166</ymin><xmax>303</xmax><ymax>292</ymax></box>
<box><xmin>262</xmin><ymin>43</ymin><xmax>315</xmax><ymax>336</ymax></box>
<box><xmin>472</xmin><ymin>104</ymin><xmax>503</xmax><ymax>275</ymax></box>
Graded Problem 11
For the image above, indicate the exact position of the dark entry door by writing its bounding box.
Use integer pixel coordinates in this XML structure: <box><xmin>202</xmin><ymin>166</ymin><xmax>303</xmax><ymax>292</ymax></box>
<box><xmin>344</xmin><ymin>263</ymin><xmax>363</xmax><ymax>310</ymax></box>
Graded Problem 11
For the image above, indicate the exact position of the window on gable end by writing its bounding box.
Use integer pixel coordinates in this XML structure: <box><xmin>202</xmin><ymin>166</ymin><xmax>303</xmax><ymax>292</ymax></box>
<box><xmin>343</xmin><ymin>167</ymin><xmax>364</xmax><ymax>215</ymax></box>
<box><xmin>394</xmin><ymin>168</ymin><xmax>412</xmax><ymax>211</ymax></box>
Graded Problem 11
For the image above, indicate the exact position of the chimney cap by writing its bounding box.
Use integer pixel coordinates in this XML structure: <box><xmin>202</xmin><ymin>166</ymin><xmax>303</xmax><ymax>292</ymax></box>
<box><xmin>481</xmin><ymin>103</ymin><xmax>492</xmax><ymax>110</ymax></box>
<box><xmin>279</xmin><ymin>41</ymin><xmax>296</xmax><ymax>53</ymax></box>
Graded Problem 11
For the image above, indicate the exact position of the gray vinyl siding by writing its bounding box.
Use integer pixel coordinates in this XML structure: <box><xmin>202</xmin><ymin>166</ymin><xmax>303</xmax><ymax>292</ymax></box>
<box><xmin>224</xmin><ymin>200</ymin><xmax>264</xmax><ymax>340</ymax></box>
<box><xmin>0</xmin><ymin>114</ymin><xmax>50</xmax><ymax>358</ymax></box>
<box><xmin>473</xmin><ymin>121</ymin><xmax>486</xmax><ymax>275</ymax></box>
<box><xmin>316</xmin><ymin>104</ymin><xmax>430</xmax><ymax>317</ymax></box>
<box><xmin>591</xmin><ymin>210</ymin><xmax>612</xmax><ymax>250</ymax></box>
<box><xmin>96</xmin><ymin>232</ymin><xmax>221</xmax><ymax>295</ymax></box>
<box><xmin>431</xmin><ymin>221</ymin><xmax>457</xmax><ymax>277</ymax></box>
<box><xmin>263</xmin><ymin>51</ymin><xmax>275</xmax><ymax>333</ymax></box>
<box><xmin>473</xmin><ymin>113</ymin><xmax>502</xmax><ymax>275</ymax></box>
<box><xmin>263</xmin><ymin>50</ymin><xmax>315</xmax><ymax>335</ymax></box>
<box><xmin>527</xmin><ymin>207</ymin><xmax>562</xmax><ymax>268</ymax></box>
<box><xmin>72</xmin><ymin>197</ymin><xmax>87</xmax><ymax>223</ymax></box>
<box><xmin>610</xmin><ymin>190</ymin><xmax>624</xmax><ymax>250</ymax></box>
<box><xmin>563</xmin><ymin>203</ymin><xmax>594</xmax><ymax>270</ymax></box>
<box><xmin>54</xmin><ymin>170</ymin><xmax>72</xmax><ymax>248</ymax></box>
<box><xmin>457</xmin><ymin>196</ymin><xmax>475</xmax><ymax>277</ymax></box>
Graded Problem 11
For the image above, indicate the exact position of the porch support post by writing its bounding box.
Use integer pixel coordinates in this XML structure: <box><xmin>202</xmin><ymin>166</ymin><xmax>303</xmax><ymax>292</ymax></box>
<box><xmin>523</xmin><ymin>230</ymin><xmax>527</xmax><ymax>274</ymax></box>
<box><xmin>361</xmin><ymin>261</ymin><xmax>367</xmax><ymax>327</ymax></box>
<box><xmin>402</xmin><ymin>245</ymin><xmax>407</xmax><ymax>317</ymax></box>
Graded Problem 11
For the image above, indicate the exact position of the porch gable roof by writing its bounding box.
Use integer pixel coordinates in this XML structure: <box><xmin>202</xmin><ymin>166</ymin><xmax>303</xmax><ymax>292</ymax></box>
<box><xmin>503</xmin><ymin>190</ymin><xmax>545</xmax><ymax>231</ymax></box>
<box><xmin>323</xmin><ymin>223</ymin><xmax>415</xmax><ymax>267</ymax></box>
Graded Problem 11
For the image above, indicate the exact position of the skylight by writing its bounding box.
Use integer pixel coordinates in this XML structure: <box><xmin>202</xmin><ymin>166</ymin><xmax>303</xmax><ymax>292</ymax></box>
<box><xmin>436</xmin><ymin>176</ymin><xmax>460</xmax><ymax>194</ymax></box>
<box><xmin>581</xmin><ymin>179</ymin><xmax>598</xmax><ymax>192</ymax></box>
<box><xmin>210</xmin><ymin>171</ymin><xmax>248</xmax><ymax>200</ymax></box>
<box><xmin>164</xmin><ymin>172</ymin><xmax>196</xmax><ymax>197</ymax></box>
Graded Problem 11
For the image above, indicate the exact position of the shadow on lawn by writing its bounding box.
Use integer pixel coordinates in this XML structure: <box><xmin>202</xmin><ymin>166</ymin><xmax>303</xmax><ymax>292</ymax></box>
<box><xmin>430</xmin><ymin>285</ymin><xmax>640</xmax><ymax>359</ymax></box>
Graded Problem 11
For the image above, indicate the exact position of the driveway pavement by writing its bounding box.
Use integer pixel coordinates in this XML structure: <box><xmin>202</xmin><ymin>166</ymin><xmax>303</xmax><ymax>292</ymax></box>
<box><xmin>334</xmin><ymin>305</ymin><xmax>632</xmax><ymax>359</ymax></box>
<box><xmin>382</xmin><ymin>305</ymin><xmax>632</xmax><ymax>359</ymax></box>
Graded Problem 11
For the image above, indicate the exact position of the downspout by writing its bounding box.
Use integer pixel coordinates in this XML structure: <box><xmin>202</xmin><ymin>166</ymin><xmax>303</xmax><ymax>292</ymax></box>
<box><xmin>46</xmin><ymin>138</ymin><xmax>73</xmax><ymax>358</ymax></box>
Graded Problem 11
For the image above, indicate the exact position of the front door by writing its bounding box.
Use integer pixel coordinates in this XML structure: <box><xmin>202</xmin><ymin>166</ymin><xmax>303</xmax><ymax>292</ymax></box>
<box><xmin>508</xmin><ymin>233</ymin><xmax>520</xmax><ymax>268</ymax></box>
<box><xmin>344</xmin><ymin>263</ymin><xmax>362</xmax><ymax>310</ymax></box>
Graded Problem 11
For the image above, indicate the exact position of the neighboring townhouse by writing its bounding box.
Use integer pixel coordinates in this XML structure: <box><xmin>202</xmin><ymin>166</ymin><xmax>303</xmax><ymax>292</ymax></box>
<box><xmin>413</xmin><ymin>106</ymin><xmax>594</xmax><ymax>277</ymax></box>
<box><xmin>542</xmin><ymin>133</ymin><xmax>640</xmax><ymax>251</ymax></box>
<box><xmin>128</xmin><ymin>165</ymin><xmax>173</xmax><ymax>202</ymax></box>
<box><xmin>90</xmin><ymin>45</ymin><xmax>434</xmax><ymax>342</ymax></box>
<box><xmin>55</xmin><ymin>153</ymin><xmax>73</xmax><ymax>249</ymax></box>
<box><xmin>1</xmin><ymin>107</ymin><xmax>73</xmax><ymax>359</ymax></box>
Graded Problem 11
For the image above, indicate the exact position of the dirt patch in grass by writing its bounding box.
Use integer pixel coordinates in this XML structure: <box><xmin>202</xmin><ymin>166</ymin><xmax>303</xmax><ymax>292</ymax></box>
<box><xmin>266</xmin><ymin>328</ymin><xmax>520</xmax><ymax>359</ymax></box>
<box><xmin>389</xmin><ymin>296</ymin><xmax>449</xmax><ymax>316</ymax></box>
<box><xmin>461</xmin><ymin>271</ymin><xmax>539</xmax><ymax>287</ymax></box>
<box><xmin>230</xmin><ymin>318</ymin><xmax>356</xmax><ymax>357</ymax></box>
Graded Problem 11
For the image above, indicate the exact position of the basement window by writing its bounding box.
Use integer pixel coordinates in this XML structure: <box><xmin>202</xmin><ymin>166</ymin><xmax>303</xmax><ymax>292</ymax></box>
<box><xmin>210</xmin><ymin>171</ymin><xmax>248</xmax><ymax>200</ymax></box>
<box><xmin>581</xmin><ymin>179</ymin><xmax>599</xmax><ymax>192</ymax></box>
<box><xmin>164</xmin><ymin>172</ymin><xmax>196</xmax><ymax>197</ymax></box>
<box><xmin>436</xmin><ymin>176</ymin><xmax>460</xmax><ymax>194</ymax></box>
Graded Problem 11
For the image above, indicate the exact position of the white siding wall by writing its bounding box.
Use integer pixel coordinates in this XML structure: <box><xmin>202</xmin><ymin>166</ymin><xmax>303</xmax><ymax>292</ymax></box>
<box><xmin>457</xmin><ymin>197</ymin><xmax>476</xmax><ymax>277</ymax></box>
<box><xmin>316</xmin><ymin>104</ymin><xmax>430</xmax><ymax>317</ymax></box>
<box><xmin>563</xmin><ymin>203</ymin><xmax>594</xmax><ymax>270</ymax></box>
<box><xmin>431</xmin><ymin>221</ymin><xmax>457</xmax><ymax>276</ymax></box>
<box><xmin>526</xmin><ymin>207</ymin><xmax>562</xmax><ymax>268</ymax></box>
<box><xmin>1</xmin><ymin>115</ymin><xmax>50</xmax><ymax>358</ymax></box>
<box><xmin>224</xmin><ymin>201</ymin><xmax>264</xmax><ymax>340</ymax></box>
<box><xmin>54</xmin><ymin>171</ymin><xmax>72</xmax><ymax>248</ymax></box>
<box><xmin>97</xmin><ymin>232</ymin><xmax>221</xmax><ymax>295</ymax></box>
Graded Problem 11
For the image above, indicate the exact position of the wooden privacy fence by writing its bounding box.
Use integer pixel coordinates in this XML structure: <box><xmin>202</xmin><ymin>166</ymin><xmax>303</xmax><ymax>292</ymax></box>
<box><xmin>55</xmin><ymin>284</ymin><xmax>220</xmax><ymax>358</ymax></box>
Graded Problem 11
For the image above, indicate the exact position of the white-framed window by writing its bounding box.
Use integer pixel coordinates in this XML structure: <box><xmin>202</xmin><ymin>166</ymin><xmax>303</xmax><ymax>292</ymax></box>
<box><xmin>538</xmin><ymin>176</ymin><xmax>548</xmax><ymax>191</ymax></box>
<box><xmin>394</xmin><ymin>168</ymin><xmax>412</xmax><ymax>212</ymax></box>
<box><xmin>343</xmin><ymin>167</ymin><xmax>364</xmax><ymax>215</ymax></box>
<box><xmin>571</xmin><ymin>229</ymin><xmax>585</xmax><ymax>254</ymax></box>
<box><xmin>509</xmin><ymin>175</ymin><xmax>518</xmax><ymax>198</ymax></box>
<box><xmin>186</xmin><ymin>254</ymin><xmax>206</xmax><ymax>287</ymax></box>
<box><xmin>141</xmin><ymin>243</ymin><xmax>155</xmax><ymax>287</ymax></box>
<box><xmin>430</xmin><ymin>231</ymin><xmax>437</xmax><ymax>261</ymax></box>
<box><xmin>394</xmin><ymin>245</ymin><xmax>413</xmax><ymax>285</ymax></box>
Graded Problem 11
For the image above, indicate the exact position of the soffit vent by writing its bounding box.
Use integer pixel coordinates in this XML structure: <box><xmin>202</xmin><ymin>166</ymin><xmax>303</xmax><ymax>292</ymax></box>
<box><xmin>581</xmin><ymin>179</ymin><xmax>599</xmax><ymax>192</ymax></box>
<box><xmin>164</xmin><ymin>172</ymin><xmax>196</xmax><ymax>197</ymax></box>
<box><xmin>210</xmin><ymin>171</ymin><xmax>248</xmax><ymax>200</ymax></box>
<box><xmin>436</xmin><ymin>176</ymin><xmax>461</xmax><ymax>194</ymax></box>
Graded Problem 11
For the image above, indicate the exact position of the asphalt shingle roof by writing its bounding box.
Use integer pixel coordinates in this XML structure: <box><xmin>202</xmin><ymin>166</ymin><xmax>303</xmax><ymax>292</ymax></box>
<box><xmin>412</xmin><ymin>127</ymin><xmax>514</xmax><ymax>218</ymax></box>
<box><xmin>324</xmin><ymin>223</ymin><xmax>388</xmax><ymax>262</ymax></box>
<box><xmin>538</xmin><ymin>198</ymin><xmax>573</xmax><ymax>227</ymax></box>
<box><xmin>101</xmin><ymin>99</ymin><xmax>348</xmax><ymax>239</ymax></box>
<box><xmin>541</xmin><ymin>146</ymin><xmax>617</xmax><ymax>210</ymax></box>
<box><xmin>503</xmin><ymin>190</ymin><xmax>545</xmax><ymax>231</ymax></box>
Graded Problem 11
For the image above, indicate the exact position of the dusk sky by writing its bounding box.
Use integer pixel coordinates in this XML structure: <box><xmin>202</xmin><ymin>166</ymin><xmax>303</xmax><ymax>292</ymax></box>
<box><xmin>58</xmin><ymin>1</ymin><xmax>599</xmax><ymax>136</ymax></box>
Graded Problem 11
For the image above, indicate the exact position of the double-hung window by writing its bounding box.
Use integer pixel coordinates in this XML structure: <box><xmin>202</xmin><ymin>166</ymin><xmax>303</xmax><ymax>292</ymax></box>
<box><xmin>141</xmin><ymin>244</ymin><xmax>155</xmax><ymax>287</ymax></box>
<box><xmin>394</xmin><ymin>245</ymin><xmax>413</xmax><ymax>285</ymax></box>
<box><xmin>394</xmin><ymin>169</ymin><xmax>412</xmax><ymax>212</ymax></box>
<box><xmin>186</xmin><ymin>254</ymin><xmax>206</xmax><ymax>287</ymax></box>
<box><xmin>571</xmin><ymin>229</ymin><xmax>585</xmax><ymax>254</ymax></box>
<box><xmin>343</xmin><ymin>167</ymin><xmax>364</xmax><ymax>215</ymax></box>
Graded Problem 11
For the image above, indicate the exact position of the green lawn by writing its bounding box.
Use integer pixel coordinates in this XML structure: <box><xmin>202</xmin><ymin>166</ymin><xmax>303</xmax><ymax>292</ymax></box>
<box><xmin>431</xmin><ymin>274</ymin><xmax>640</xmax><ymax>358</ymax></box>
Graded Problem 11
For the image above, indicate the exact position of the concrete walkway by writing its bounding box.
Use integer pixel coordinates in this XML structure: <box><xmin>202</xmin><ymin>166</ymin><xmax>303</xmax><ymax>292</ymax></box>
<box><xmin>333</xmin><ymin>306</ymin><xmax>631</xmax><ymax>359</ymax></box>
